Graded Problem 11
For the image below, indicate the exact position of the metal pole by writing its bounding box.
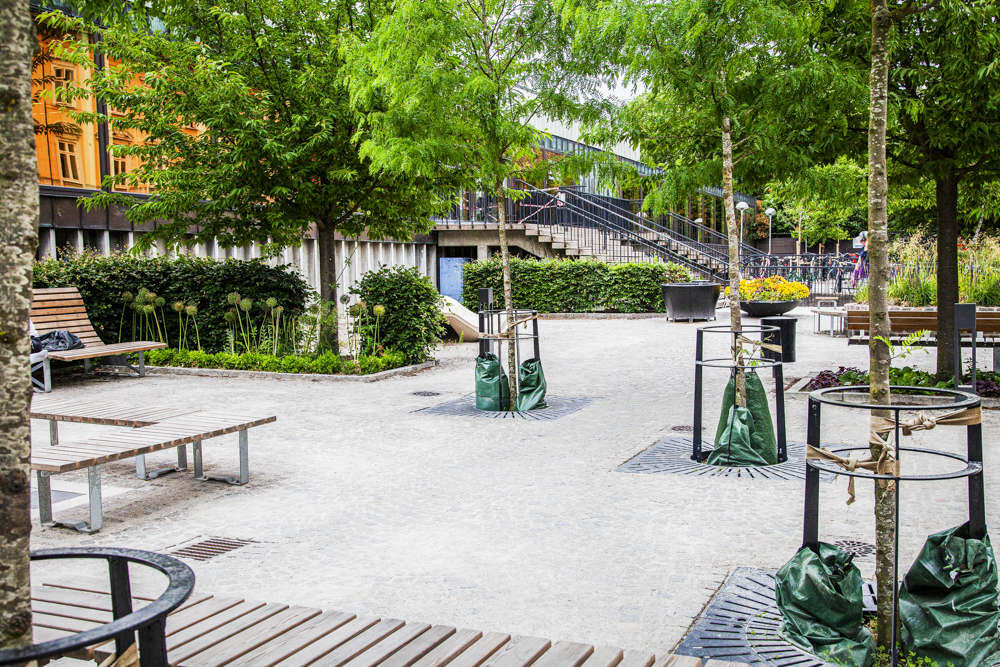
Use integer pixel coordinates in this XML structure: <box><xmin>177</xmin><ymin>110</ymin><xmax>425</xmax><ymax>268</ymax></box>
<box><xmin>768</xmin><ymin>214</ymin><xmax>772</xmax><ymax>255</ymax></box>
<box><xmin>692</xmin><ymin>329</ymin><xmax>704</xmax><ymax>462</ymax></box>
<box><xmin>968</xmin><ymin>420</ymin><xmax>986</xmax><ymax>540</ymax></box>
<box><xmin>891</xmin><ymin>411</ymin><xmax>901</xmax><ymax>667</ymax></box>
<box><xmin>108</xmin><ymin>557</ymin><xmax>135</xmax><ymax>657</ymax></box>
<box><xmin>802</xmin><ymin>397</ymin><xmax>821</xmax><ymax>548</ymax></box>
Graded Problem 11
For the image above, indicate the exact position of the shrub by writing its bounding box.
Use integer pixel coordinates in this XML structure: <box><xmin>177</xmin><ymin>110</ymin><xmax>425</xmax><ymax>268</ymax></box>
<box><xmin>460</xmin><ymin>258</ymin><xmax>692</xmax><ymax>313</ymax></box>
<box><xmin>34</xmin><ymin>251</ymin><xmax>312</xmax><ymax>353</ymax></box>
<box><xmin>348</xmin><ymin>266</ymin><xmax>446</xmax><ymax>364</ymax></box>
<box><xmin>144</xmin><ymin>348</ymin><xmax>407</xmax><ymax>375</ymax></box>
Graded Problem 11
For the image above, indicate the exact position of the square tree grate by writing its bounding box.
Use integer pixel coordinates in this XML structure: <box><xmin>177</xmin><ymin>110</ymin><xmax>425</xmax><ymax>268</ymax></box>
<box><xmin>170</xmin><ymin>537</ymin><xmax>256</xmax><ymax>561</ymax></box>
<box><xmin>616</xmin><ymin>436</ymin><xmax>837</xmax><ymax>481</ymax></box>
<box><xmin>417</xmin><ymin>395</ymin><xmax>594</xmax><ymax>421</ymax></box>
<box><xmin>676</xmin><ymin>567</ymin><xmax>876</xmax><ymax>666</ymax></box>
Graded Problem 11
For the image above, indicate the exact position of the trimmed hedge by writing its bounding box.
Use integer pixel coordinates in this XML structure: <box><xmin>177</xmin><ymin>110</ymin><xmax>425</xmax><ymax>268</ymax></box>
<box><xmin>144</xmin><ymin>348</ymin><xmax>407</xmax><ymax>375</ymax></box>
<box><xmin>349</xmin><ymin>265</ymin><xmax>447</xmax><ymax>363</ymax></box>
<box><xmin>460</xmin><ymin>258</ymin><xmax>692</xmax><ymax>313</ymax></box>
<box><xmin>34</xmin><ymin>252</ymin><xmax>312</xmax><ymax>353</ymax></box>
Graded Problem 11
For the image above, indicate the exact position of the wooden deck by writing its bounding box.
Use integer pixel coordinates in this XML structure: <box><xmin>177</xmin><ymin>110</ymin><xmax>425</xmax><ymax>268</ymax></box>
<box><xmin>32</xmin><ymin>577</ymin><xmax>716</xmax><ymax>667</ymax></box>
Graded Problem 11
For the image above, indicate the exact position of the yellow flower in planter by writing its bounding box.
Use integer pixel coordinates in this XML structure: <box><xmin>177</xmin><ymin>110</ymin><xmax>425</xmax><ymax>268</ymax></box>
<box><xmin>725</xmin><ymin>276</ymin><xmax>809</xmax><ymax>302</ymax></box>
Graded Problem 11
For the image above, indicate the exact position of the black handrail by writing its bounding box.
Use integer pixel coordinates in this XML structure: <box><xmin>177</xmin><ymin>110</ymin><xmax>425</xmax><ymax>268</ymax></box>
<box><xmin>0</xmin><ymin>548</ymin><xmax>195</xmax><ymax>667</ymax></box>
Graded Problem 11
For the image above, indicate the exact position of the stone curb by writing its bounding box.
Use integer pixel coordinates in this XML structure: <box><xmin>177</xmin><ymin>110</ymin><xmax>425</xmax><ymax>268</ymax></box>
<box><xmin>538</xmin><ymin>312</ymin><xmax>668</xmax><ymax>320</ymax></box>
<box><xmin>145</xmin><ymin>360</ymin><xmax>437</xmax><ymax>383</ymax></box>
<box><xmin>786</xmin><ymin>372</ymin><xmax>1000</xmax><ymax>407</ymax></box>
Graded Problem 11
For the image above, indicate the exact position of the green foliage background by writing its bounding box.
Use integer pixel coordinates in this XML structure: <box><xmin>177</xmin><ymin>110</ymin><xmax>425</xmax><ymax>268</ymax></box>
<box><xmin>461</xmin><ymin>258</ymin><xmax>692</xmax><ymax>313</ymax></box>
<box><xmin>349</xmin><ymin>266</ymin><xmax>446</xmax><ymax>364</ymax></box>
<box><xmin>144</xmin><ymin>348</ymin><xmax>406</xmax><ymax>375</ymax></box>
<box><xmin>33</xmin><ymin>253</ymin><xmax>312</xmax><ymax>353</ymax></box>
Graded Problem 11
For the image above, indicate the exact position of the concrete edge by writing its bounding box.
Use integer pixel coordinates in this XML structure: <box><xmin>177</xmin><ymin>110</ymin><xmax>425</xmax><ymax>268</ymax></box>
<box><xmin>538</xmin><ymin>312</ymin><xmax>669</xmax><ymax>320</ymax></box>
<box><xmin>787</xmin><ymin>372</ymin><xmax>1000</xmax><ymax>407</ymax></box>
<box><xmin>145</xmin><ymin>360</ymin><xmax>437</xmax><ymax>383</ymax></box>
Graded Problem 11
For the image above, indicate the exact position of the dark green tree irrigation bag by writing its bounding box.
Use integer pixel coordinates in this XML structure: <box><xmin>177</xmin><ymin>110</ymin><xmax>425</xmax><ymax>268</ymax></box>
<box><xmin>775</xmin><ymin>543</ymin><xmax>875</xmax><ymax>667</ymax></box>
<box><xmin>514</xmin><ymin>358</ymin><xmax>547</xmax><ymax>411</ymax></box>
<box><xmin>708</xmin><ymin>372</ymin><xmax>777</xmax><ymax>466</ymax></box>
<box><xmin>899</xmin><ymin>523</ymin><xmax>1000</xmax><ymax>667</ymax></box>
<box><xmin>475</xmin><ymin>353</ymin><xmax>509</xmax><ymax>411</ymax></box>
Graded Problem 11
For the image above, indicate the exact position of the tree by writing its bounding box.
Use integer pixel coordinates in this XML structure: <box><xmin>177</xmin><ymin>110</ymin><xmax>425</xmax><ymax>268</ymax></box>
<box><xmin>564</xmin><ymin>0</ymin><xmax>859</xmax><ymax>404</ymax></box>
<box><xmin>0</xmin><ymin>0</ymin><xmax>39</xmax><ymax>650</ymax></box>
<box><xmin>349</xmin><ymin>0</ymin><xmax>589</xmax><ymax>404</ymax></box>
<box><xmin>45</xmin><ymin>0</ymin><xmax>457</xmax><ymax>347</ymax></box>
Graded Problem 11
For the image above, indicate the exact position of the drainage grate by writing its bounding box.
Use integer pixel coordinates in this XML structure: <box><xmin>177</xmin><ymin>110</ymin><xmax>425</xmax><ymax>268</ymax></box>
<box><xmin>834</xmin><ymin>539</ymin><xmax>876</xmax><ymax>561</ymax></box>
<box><xmin>170</xmin><ymin>537</ymin><xmax>255</xmax><ymax>561</ymax></box>
<box><xmin>616</xmin><ymin>436</ymin><xmax>837</xmax><ymax>481</ymax></box>
<box><xmin>671</xmin><ymin>425</ymin><xmax>706</xmax><ymax>432</ymax></box>
<box><xmin>417</xmin><ymin>395</ymin><xmax>594</xmax><ymax>421</ymax></box>
<box><xmin>676</xmin><ymin>567</ymin><xmax>876</xmax><ymax>666</ymax></box>
<box><xmin>412</xmin><ymin>391</ymin><xmax>442</xmax><ymax>396</ymax></box>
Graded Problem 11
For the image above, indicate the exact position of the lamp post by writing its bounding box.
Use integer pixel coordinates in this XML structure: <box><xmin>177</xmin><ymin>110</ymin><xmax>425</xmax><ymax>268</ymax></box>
<box><xmin>736</xmin><ymin>201</ymin><xmax>749</xmax><ymax>264</ymax></box>
<box><xmin>765</xmin><ymin>207</ymin><xmax>776</xmax><ymax>256</ymax></box>
<box><xmin>694</xmin><ymin>217</ymin><xmax>703</xmax><ymax>243</ymax></box>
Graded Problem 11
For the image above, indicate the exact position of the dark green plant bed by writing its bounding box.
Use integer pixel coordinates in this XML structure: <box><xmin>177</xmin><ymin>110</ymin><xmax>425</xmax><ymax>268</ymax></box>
<box><xmin>804</xmin><ymin>366</ymin><xmax>1000</xmax><ymax>397</ymax></box>
<box><xmin>144</xmin><ymin>348</ymin><xmax>407</xmax><ymax>375</ymax></box>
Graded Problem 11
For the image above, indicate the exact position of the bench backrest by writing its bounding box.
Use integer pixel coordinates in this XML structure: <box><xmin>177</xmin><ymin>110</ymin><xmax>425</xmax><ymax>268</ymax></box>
<box><xmin>31</xmin><ymin>287</ymin><xmax>105</xmax><ymax>348</ymax></box>
<box><xmin>848</xmin><ymin>308</ymin><xmax>1000</xmax><ymax>333</ymax></box>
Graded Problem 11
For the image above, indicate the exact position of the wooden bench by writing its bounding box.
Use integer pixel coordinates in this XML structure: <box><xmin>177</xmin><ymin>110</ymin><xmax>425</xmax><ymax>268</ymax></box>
<box><xmin>32</xmin><ymin>575</ymin><xmax>712</xmax><ymax>667</ymax></box>
<box><xmin>31</xmin><ymin>286</ymin><xmax>168</xmax><ymax>392</ymax></box>
<box><xmin>846</xmin><ymin>308</ymin><xmax>1000</xmax><ymax>346</ymax></box>
<box><xmin>31</xmin><ymin>396</ymin><xmax>276</xmax><ymax>533</ymax></box>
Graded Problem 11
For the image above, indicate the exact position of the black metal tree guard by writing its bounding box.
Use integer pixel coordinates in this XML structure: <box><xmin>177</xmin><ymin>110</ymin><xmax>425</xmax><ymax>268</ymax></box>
<box><xmin>693</xmin><ymin>324</ymin><xmax>788</xmax><ymax>464</ymax></box>
<box><xmin>0</xmin><ymin>547</ymin><xmax>194</xmax><ymax>667</ymax></box>
<box><xmin>477</xmin><ymin>288</ymin><xmax>540</xmax><ymax>411</ymax></box>
<box><xmin>802</xmin><ymin>386</ymin><xmax>984</xmax><ymax>667</ymax></box>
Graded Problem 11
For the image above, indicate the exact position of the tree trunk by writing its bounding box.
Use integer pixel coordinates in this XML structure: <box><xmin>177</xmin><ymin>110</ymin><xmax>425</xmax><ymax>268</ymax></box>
<box><xmin>316</xmin><ymin>221</ymin><xmax>340</xmax><ymax>354</ymax></box>
<box><xmin>721</xmin><ymin>115</ymin><xmax>745</xmax><ymax>407</ymax></box>
<box><xmin>867</xmin><ymin>0</ymin><xmax>895</xmax><ymax>649</ymax></box>
<box><xmin>496</xmin><ymin>184</ymin><xmax>517</xmax><ymax>407</ymax></box>
<box><xmin>0</xmin><ymin>0</ymin><xmax>39</xmax><ymax>648</ymax></box>
<box><xmin>936</xmin><ymin>172</ymin><xmax>960</xmax><ymax>381</ymax></box>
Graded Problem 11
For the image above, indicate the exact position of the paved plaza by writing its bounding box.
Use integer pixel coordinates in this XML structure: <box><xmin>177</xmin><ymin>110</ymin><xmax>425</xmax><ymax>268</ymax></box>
<box><xmin>29</xmin><ymin>308</ymin><xmax>1000</xmax><ymax>658</ymax></box>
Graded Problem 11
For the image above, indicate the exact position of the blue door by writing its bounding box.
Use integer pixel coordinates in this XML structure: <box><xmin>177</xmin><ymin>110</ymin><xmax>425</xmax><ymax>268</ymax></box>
<box><xmin>439</xmin><ymin>257</ymin><xmax>469</xmax><ymax>302</ymax></box>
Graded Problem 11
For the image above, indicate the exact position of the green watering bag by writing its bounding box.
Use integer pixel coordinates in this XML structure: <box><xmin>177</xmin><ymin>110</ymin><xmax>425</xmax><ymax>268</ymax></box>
<box><xmin>514</xmin><ymin>358</ymin><xmax>547</xmax><ymax>411</ymax></box>
<box><xmin>475</xmin><ymin>353</ymin><xmax>509</xmax><ymax>411</ymax></box>
<box><xmin>899</xmin><ymin>523</ymin><xmax>1000</xmax><ymax>667</ymax></box>
<box><xmin>776</xmin><ymin>543</ymin><xmax>875</xmax><ymax>667</ymax></box>
<box><xmin>706</xmin><ymin>406</ymin><xmax>769</xmax><ymax>466</ymax></box>
<box><xmin>709</xmin><ymin>372</ymin><xmax>777</xmax><ymax>466</ymax></box>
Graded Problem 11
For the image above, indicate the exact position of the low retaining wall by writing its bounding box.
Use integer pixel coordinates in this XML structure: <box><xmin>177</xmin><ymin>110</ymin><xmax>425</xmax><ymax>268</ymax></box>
<box><xmin>786</xmin><ymin>375</ymin><xmax>1000</xmax><ymax>408</ymax></box>
<box><xmin>146</xmin><ymin>360</ymin><xmax>436</xmax><ymax>383</ymax></box>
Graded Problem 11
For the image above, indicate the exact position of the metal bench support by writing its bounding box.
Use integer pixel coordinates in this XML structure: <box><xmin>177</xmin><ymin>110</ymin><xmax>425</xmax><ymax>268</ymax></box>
<box><xmin>135</xmin><ymin>445</ymin><xmax>188</xmax><ymax>480</ymax></box>
<box><xmin>194</xmin><ymin>430</ymin><xmax>250</xmax><ymax>485</ymax></box>
<box><xmin>31</xmin><ymin>358</ymin><xmax>51</xmax><ymax>393</ymax></box>
<box><xmin>37</xmin><ymin>466</ymin><xmax>102</xmax><ymax>533</ymax></box>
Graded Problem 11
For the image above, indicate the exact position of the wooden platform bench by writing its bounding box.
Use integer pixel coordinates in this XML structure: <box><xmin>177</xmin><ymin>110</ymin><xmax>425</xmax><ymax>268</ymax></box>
<box><xmin>846</xmin><ymin>308</ymin><xmax>1000</xmax><ymax>345</ymax></box>
<box><xmin>30</xmin><ymin>396</ymin><xmax>276</xmax><ymax>533</ymax></box>
<box><xmin>31</xmin><ymin>287</ymin><xmax>168</xmax><ymax>392</ymax></box>
<box><xmin>31</xmin><ymin>574</ymin><xmax>714</xmax><ymax>667</ymax></box>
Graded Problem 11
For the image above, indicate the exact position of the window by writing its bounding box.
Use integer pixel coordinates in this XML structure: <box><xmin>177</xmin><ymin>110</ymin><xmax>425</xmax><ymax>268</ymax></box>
<box><xmin>113</xmin><ymin>155</ymin><xmax>129</xmax><ymax>190</ymax></box>
<box><xmin>52</xmin><ymin>66</ymin><xmax>75</xmax><ymax>107</ymax></box>
<box><xmin>57</xmin><ymin>140</ymin><xmax>81</xmax><ymax>185</ymax></box>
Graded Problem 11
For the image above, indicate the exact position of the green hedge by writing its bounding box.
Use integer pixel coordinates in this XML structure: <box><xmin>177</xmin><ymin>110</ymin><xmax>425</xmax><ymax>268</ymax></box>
<box><xmin>460</xmin><ymin>258</ymin><xmax>692</xmax><ymax>313</ymax></box>
<box><xmin>145</xmin><ymin>348</ymin><xmax>406</xmax><ymax>375</ymax></box>
<box><xmin>348</xmin><ymin>265</ymin><xmax>446</xmax><ymax>363</ymax></box>
<box><xmin>34</xmin><ymin>252</ymin><xmax>312</xmax><ymax>353</ymax></box>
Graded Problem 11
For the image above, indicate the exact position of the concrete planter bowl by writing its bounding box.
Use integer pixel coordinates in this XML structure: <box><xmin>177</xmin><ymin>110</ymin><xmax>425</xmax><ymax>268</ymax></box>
<box><xmin>662</xmin><ymin>282</ymin><xmax>722</xmax><ymax>322</ymax></box>
<box><xmin>741</xmin><ymin>300</ymin><xmax>799</xmax><ymax>318</ymax></box>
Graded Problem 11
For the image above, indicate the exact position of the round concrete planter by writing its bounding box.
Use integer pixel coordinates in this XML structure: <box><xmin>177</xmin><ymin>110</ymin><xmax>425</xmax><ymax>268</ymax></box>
<box><xmin>740</xmin><ymin>300</ymin><xmax>799</xmax><ymax>318</ymax></box>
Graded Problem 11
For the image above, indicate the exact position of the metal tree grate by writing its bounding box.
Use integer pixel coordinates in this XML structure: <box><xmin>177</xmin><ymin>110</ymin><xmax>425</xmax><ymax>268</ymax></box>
<box><xmin>676</xmin><ymin>567</ymin><xmax>876</xmax><ymax>666</ymax></box>
<box><xmin>411</xmin><ymin>391</ymin><xmax>441</xmax><ymax>396</ymax></box>
<box><xmin>833</xmin><ymin>539</ymin><xmax>876</xmax><ymax>561</ymax></box>
<box><xmin>671</xmin><ymin>425</ymin><xmax>706</xmax><ymax>433</ymax></box>
<box><xmin>170</xmin><ymin>537</ymin><xmax>255</xmax><ymax>561</ymax></box>
<box><xmin>417</xmin><ymin>395</ymin><xmax>594</xmax><ymax>421</ymax></box>
<box><xmin>616</xmin><ymin>436</ymin><xmax>837</xmax><ymax>481</ymax></box>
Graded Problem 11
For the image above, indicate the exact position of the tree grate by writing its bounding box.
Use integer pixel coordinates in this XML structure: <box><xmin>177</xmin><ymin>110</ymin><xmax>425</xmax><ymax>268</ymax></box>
<box><xmin>411</xmin><ymin>391</ymin><xmax>441</xmax><ymax>396</ymax></box>
<box><xmin>616</xmin><ymin>436</ymin><xmax>837</xmax><ymax>481</ymax></box>
<box><xmin>676</xmin><ymin>567</ymin><xmax>876</xmax><ymax>666</ymax></box>
<box><xmin>170</xmin><ymin>537</ymin><xmax>256</xmax><ymax>561</ymax></box>
<box><xmin>417</xmin><ymin>395</ymin><xmax>594</xmax><ymax>421</ymax></box>
<box><xmin>671</xmin><ymin>425</ymin><xmax>706</xmax><ymax>432</ymax></box>
<box><xmin>833</xmin><ymin>539</ymin><xmax>876</xmax><ymax>561</ymax></box>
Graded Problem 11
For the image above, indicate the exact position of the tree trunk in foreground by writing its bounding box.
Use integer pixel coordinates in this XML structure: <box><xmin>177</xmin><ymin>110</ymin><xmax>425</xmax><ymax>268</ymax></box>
<box><xmin>936</xmin><ymin>172</ymin><xmax>960</xmax><ymax>381</ymax></box>
<box><xmin>868</xmin><ymin>0</ymin><xmax>895</xmax><ymax>649</ymax></box>
<box><xmin>0</xmin><ymin>0</ymin><xmax>39</xmax><ymax>648</ymax></box>
<box><xmin>721</xmin><ymin>115</ymin><xmax>745</xmax><ymax>407</ymax></box>
<box><xmin>496</xmin><ymin>185</ymin><xmax>517</xmax><ymax>407</ymax></box>
<box><xmin>316</xmin><ymin>221</ymin><xmax>340</xmax><ymax>354</ymax></box>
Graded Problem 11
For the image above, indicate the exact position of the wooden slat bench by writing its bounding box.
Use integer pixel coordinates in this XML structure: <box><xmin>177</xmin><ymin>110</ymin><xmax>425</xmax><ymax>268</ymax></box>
<box><xmin>32</xmin><ymin>575</ymin><xmax>718</xmax><ymax>667</ymax></box>
<box><xmin>31</xmin><ymin>286</ymin><xmax>168</xmax><ymax>392</ymax></box>
<box><xmin>846</xmin><ymin>308</ymin><xmax>1000</xmax><ymax>348</ymax></box>
<box><xmin>31</xmin><ymin>397</ymin><xmax>276</xmax><ymax>533</ymax></box>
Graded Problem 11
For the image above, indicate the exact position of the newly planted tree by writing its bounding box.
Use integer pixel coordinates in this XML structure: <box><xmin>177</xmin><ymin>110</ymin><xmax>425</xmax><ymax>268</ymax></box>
<box><xmin>349</xmin><ymin>0</ymin><xmax>591</xmax><ymax>404</ymax></box>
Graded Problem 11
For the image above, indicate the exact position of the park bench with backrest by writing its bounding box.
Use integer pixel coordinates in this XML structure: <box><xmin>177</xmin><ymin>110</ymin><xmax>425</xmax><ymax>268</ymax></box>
<box><xmin>30</xmin><ymin>574</ymin><xmax>712</xmax><ymax>667</ymax></box>
<box><xmin>846</xmin><ymin>307</ymin><xmax>1000</xmax><ymax>346</ymax></box>
<box><xmin>30</xmin><ymin>395</ymin><xmax>276</xmax><ymax>533</ymax></box>
<box><xmin>31</xmin><ymin>287</ymin><xmax>168</xmax><ymax>392</ymax></box>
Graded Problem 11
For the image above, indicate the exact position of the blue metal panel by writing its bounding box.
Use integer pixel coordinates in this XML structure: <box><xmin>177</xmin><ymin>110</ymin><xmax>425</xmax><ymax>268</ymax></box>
<box><xmin>439</xmin><ymin>257</ymin><xmax>469</xmax><ymax>301</ymax></box>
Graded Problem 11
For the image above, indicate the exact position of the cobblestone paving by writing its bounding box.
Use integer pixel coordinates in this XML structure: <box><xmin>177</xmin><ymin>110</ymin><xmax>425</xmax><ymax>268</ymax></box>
<box><xmin>30</xmin><ymin>309</ymin><xmax>1000</xmax><ymax>657</ymax></box>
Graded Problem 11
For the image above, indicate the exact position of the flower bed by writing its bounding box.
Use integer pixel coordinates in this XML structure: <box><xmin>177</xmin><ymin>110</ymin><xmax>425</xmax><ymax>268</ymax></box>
<box><xmin>727</xmin><ymin>275</ymin><xmax>810</xmax><ymax>302</ymax></box>
<box><xmin>804</xmin><ymin>365</ymin><xmax>1000</xmax><ymax>397</ymax></box>
<box><xmin>144</xmin><ymin>348</ymin><xmax>407</xmax><ymax>376</ymax></box>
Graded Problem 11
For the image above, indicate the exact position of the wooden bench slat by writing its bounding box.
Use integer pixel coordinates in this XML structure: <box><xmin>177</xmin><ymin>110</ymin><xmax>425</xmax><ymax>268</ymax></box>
<box><xmin>579</xmin><ymin>648</ymin><xmax>624</xmax><ymax>667</ymax></box>
<box><xmin>42</xmin><ymin>574</ymin><xmax>164</xmax><ymax>600</ymax></box>
<box><xmin>485</xmin><ymin>637</ymin><xmax>551</xmax><ymax>667</ymax></box>
<box><xmin>270</xmin><ymin>616</ymin><xmax>383</xmax><ymax>667</ymax></box>
<box><xmin>651</xmin><ymin>656</ymin><xmax>699</xmax><ymax>667</ymax></box>
<box><xmin>235</xmin><ymin>611</ymin><xmax>358</xmax><ymax>667</ymax></box>
<box><xmin>408</xmin><ymin>630</ymin><xmax>485</xmax><ymax>667</ymax></box>
<box><xmin>376</xmin><ymin>626</ymin><xmax>458</xmax><ymax>667</ymax></box>
<box><xmin>301</xmin><ymin>618</ymin><xmax>405</xmax><ymax>667</ymax></box>
<box><xmin>168</xmin><ymin>597</ymin><xmax>248</xmax><ymax>637</ymax></box>
<box><xmin>32</xmin><ymin>600</ymin><xmax>113</xmax><ymax>625</ymax></box>
<box><xmin>179</xmin><ymin>606</ymin><xmax>323</xmax><ymax>667</ymax></box>
<box><xmin>169</xmin><ymin>601</ymin><xmax>270</xmax><ymax>652</ymax></box>
<box><xmin>33</xmin><ymin>611</ymin><xmax>103</xmax><ymax>634</ymax></box>
<box><xmin>616</xmin><ymin>653</ymin><xmax>655</xmax><ymax>667</ymax></box>
<box><xmin>531</xmin><ymin>642</ymin><xmax>593</xmax><ymax>667</ymax></box>
<box><xmin>447</xmin><ymin>633</ymin><xmax>514</xmax><ymax>667</ymax></box>
<box><xmin>337</xmin><ymin>622</ymin><xmax>432</xmax><ymax>667</ymax></box>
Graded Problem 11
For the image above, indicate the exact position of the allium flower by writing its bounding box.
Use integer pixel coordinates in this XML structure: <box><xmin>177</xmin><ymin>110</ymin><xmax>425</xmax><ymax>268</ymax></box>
<box><xmin>122</xmin><ymin>291</ymin><xmax>133</xmax><ymax>301</ymax></box>
<box><xmin>143</xmin><ymin>304</ymin><xmax>155</xmax><ymax>315</ymax></box>
<box><xmin>348</xmin><ymin>305</ymin><xmax>362</xmax><ymax>317</ymax></box>
<box><xmin>227</xmin><ymin>292</ymin><xmax>241</xmax><ymax>305</ymax></box>
<box><xmin>224</xmin><ymin>310</ymin><xmax>237</xmax><ymax>324</ymax></box>
<box><xmin>373</xmin><ymin>305</ymin><xmax>385</xmax><ymax>317</ymax></box>
<box><xmin>275</xmin><ymin>306</ymin><xmax>284</xmax><ymax>314</ymax></box>
<box><xmin>265</xmin><ymin>297</ymin><xmax>278</xmax><ymax>309</ymax></box>
<box><xmin>154</xmin><ymin>297</ymin><xmax>166</xmax><ymax>307</ymax></box>
<box><xmin>185</xmin><ymin>305</ymin><xmax>198</xmax><ymax>316</ymax></box>
<box><xmin>173</xmin><ymin>301</ymin><xmax>185</xmax><ymax>312</ymax></box>
<box><xmin>239</xmin><ymin>298</ymin><xmax>252</xmax><ymax>312</ymax></box>
<box><xmin>339</xmin><ymin>294</ymin><xmax>351</xmax><ymax>305</ymax></box>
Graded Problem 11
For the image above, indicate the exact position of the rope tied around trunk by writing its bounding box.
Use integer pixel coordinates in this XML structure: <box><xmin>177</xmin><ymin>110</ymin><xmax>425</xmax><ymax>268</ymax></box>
<box><xmin>871</xmin><ymin>406</ymin><xmax>981</xmax><ymax>436</ymax></box>
<box><xmin>480</xmin><ymin>314</ymin><xmax>538</xmax><ymax>340</ymax></box>
<box><xmin>735</xmin><ymin>335</ymin><xmax>782</xmax><ymax>355</ymax></box>
<box><xmin>807</xmin><ymin>445</ymin><xmax>899</xmax><ymax>505</ymax></box>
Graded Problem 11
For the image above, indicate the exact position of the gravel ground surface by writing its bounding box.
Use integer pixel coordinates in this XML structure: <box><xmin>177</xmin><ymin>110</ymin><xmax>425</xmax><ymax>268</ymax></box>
<box><xmin>29</xmin><ymin>307</ymin><xmax>1000</xmax><ymax>657</ymax></box>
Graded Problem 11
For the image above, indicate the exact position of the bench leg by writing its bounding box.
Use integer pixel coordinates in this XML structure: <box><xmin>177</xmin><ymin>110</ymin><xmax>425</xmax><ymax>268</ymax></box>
<box><xmin>44</xmin><ymin>358</ymin><xmax>51</xmax><ymax>393</ymax></box>
<box><xmin>37</xmin><ymin>471</ymin><xmax>54</xmax><ymax>526</ymax></box>
<box><xmin>86</xmin><ymin>466</ymin><xmax>103</xmax><ymax>532</ymax></box>
<box><xmin>193</xmin><ymin>432</ymin><xmax>249</xmax><ymax>486</ymax></box>
<box><xmin>84</xmin><ymin>359</ymin><xmax>91</xmax><ymax>374</ymax></box>
<box><xmin>136</xmin><ymin>445</ymin><xmax>188</xmax><ymax>480</ymax></box>
<box><xmin>49</xmin><ymin>419</ymin><xmax>58</xmax><ymax>446</ymax></box>
<box><xmin>240</xmin><ymin>430</ymin><xmax>249</xmax><ymax>485</ymax></box>
<box><xmin>993</xmin><ymin>348</ymin><xmax>999</xmax><ymax>373</ymax></box>
<box><xmin>139</xmin><ymin>351</ymin><xmax>145</xmax><ymax>378</ymax></box>
<box><xmin>193</xmin><ymin>440</ymin><xmax>203</xmax><ymax>478</ymax></box>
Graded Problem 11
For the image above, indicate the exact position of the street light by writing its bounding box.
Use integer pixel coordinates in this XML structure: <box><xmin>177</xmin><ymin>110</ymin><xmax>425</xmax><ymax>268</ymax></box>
<box><xmin>765</xmin><ymin>207</ymin><xmax>776</xmax><ymax>255</ymax></box>
<box><xmin>736</xmin><ymin>201</ymin><xmax>749</xmax><ymax>262</ymax></box>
